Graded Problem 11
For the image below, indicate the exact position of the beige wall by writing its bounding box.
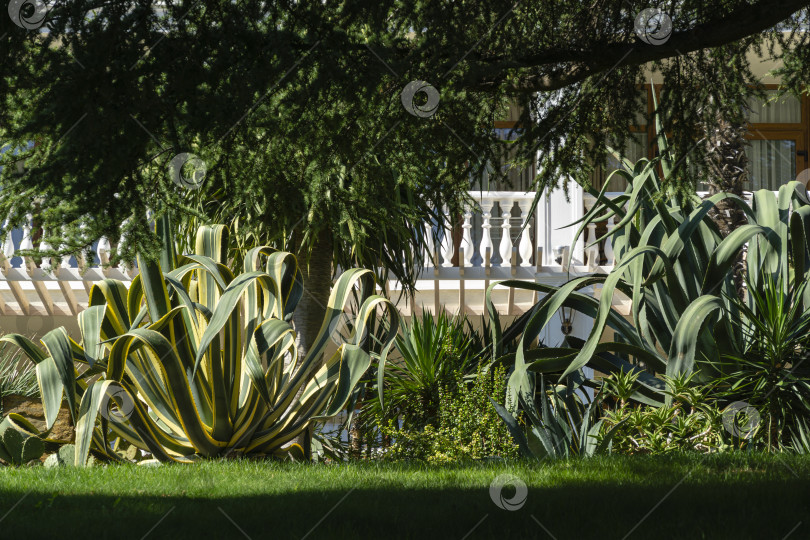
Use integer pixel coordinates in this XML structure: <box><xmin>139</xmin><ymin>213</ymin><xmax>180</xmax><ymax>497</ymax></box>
<box><xmin>0</xmin><ymin>315</ymin><xmax>80</xmax><ymax>341</ymax></box>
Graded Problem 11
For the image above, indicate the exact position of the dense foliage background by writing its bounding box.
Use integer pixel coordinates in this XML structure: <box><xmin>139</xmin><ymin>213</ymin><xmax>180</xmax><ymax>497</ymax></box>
<box><xmin>1</xmin><ymin>0</ymin><xmax>809</xmax><ymax>269</ymax></box>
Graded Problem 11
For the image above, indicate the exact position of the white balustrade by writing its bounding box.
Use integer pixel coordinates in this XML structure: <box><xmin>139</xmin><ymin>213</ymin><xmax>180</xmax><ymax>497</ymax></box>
<box><xmin>0</xmin><ymin>215</ymin><xmax>138</xmax><ymax>316</ymax></box>
<box><xmin>0</xmin><ymin>189</ymin><xmax>778</xmax><ymax>322</ymax></box>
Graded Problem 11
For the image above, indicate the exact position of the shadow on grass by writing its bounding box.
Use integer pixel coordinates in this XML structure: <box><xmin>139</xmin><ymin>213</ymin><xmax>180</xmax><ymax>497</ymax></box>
<box><xmin>0</xmin><ymin>478</ymin><xmax>807</xmax><ymax>539</ymax></box>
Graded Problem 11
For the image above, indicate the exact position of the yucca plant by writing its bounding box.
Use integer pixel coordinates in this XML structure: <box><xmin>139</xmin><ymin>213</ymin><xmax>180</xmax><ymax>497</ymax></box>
<box><xmin>789</xmin><ymin>419</ymin><xmax>810</xmax><ymax>454</ymax></box>
<box><xmin>365</xmin><ymin>310</ymin><xmax>480</xmax><ymax>433</ymax></box>
<box><xmin>0</xmin><ymin>225</ymin><xmax>398</xmax><ymax>465</ymax></box>
<box><xmin>708</xmin><ymin>274</ymin><xmax>810</xmax><ymax>450</ymax></box>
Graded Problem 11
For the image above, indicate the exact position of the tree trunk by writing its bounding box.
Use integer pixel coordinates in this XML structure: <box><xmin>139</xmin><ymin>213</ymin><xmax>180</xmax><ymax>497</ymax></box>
<box><xmin>349</xmin><ymin>399</ymin><xmax>364</xmax><ymax>460</ymax></box>
<box><xmin>704</xmin><ymin>113</ymin><xmax>749</xmax><ymax>298</ymax></box>
<box><xmin>291</xmin><ymin>228</ymin><xmax>334</xmax><ymax>458</ymax></box>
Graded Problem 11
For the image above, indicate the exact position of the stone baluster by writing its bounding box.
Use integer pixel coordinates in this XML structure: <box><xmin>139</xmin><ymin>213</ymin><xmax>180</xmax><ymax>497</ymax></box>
<box><xmin>2</xmin><ymin>220</ymin><xmax>15</xmax><ymax>266</ymax></box>
<box><xmin>423</xmin><ymin>220</ymin><xmax>434</xmax><ymax>267</ymax></box>
<box><xmin>97</xmin><ymin>237</ymin><xmax>111</xmax><ymax>267</ymax></box>
<box><xmin>498</xmin><ymin>200</ymin><xmax>513</xmax><ymax>266</ymax></box>
<box><xmin>585</xmin><ymin>222</ymin><xmax>600</xmax><ymax>270</ymax></box>
<box><xmin>0</xmin><ymin>220</ymin><xmax>28</xmax><ymax>314</ymax></box>
<box><xmin>20</xmin><ymin>215</ymin><xmax>34</xmax><ymax>251</ymax></box>
<box><xmin>39</xmin><ymin>230</ymin><xmax>52</xmax><ymax>273</ymax></box>
<box><xmin>479</xmin><ymin>198</ymin><xmax>494</xmax><ymax>267</ymax></box>
<box><xmin>460</xmin><ymin>209</ymin><xmax>474</xmax><ymax>267</ymax></box>
<box><xmin>517</xmin><ymin>199</ymin><xmax>533</xmax><ymax>267</ymax></box>
<box><xmin>21</xmin><ymin>214</ymin><xmax>35</xmax><ymax>274</ymax></box>
<box><xmin>604</xmin><ymin>216</ymin><xmax>615</xmax><ymax>266</ymax></box>
<box><xmin>440</xmin><ymin>207</ymin><xmax>454</xmax><ymax>268</ymax></box>
<box><xmin>60</xmin><ymin>226</ymin><xmax>73</xmax><ymax>269</ymax></box>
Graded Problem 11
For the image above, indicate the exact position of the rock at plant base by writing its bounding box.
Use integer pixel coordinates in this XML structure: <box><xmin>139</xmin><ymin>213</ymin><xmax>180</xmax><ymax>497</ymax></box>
<box><xmin>43</xmin><ymin>444</ymin><xmax>83</xmax><ymax>467</ymax></box>
<box><xmin>114</xmin><ymin>440</ymin><xmax>142</xmax><ymax>461</ymax></box>
<box><xmin>123</xmin><ymin>444</ymin><xmax>140</xmax><ymax>461</ymax></box>
<box><xmin>1</xmin><ymin>395</ymin><xmax>74</xmax><ymax>442</ymax></box>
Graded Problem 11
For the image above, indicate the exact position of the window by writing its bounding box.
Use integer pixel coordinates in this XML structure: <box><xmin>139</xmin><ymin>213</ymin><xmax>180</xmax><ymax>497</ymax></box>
<box><xmin>747</xmin><ymin>90</ymin><xmax>801</xmax><ymax>123</ymax></box>
<box><xmin>745</xmin><ymin>89</ymin><xmax>807</xmax><ymax>191</ymax></box>
<box><xmin>597</xmin><ymin>86</ymin><xmax>810</xmax><ymax>193</ymax></box>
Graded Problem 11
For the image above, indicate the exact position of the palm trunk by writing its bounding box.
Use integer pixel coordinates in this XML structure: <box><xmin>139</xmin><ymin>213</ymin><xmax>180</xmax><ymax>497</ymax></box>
<box><xmin>291</xmin><ymin>228</ymin><xmax>334</xmax><ymax>458</ymax></box>
<box><xmin>704</xmin><ymin>114</ymin><xmax>749</xmax><ymax>298</ymax></box>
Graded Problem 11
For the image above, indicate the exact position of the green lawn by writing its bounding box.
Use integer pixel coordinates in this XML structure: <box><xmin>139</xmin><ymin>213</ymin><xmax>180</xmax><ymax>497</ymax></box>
<box><xmin>0</xmin><ymin>454</ymin><xmax>808</xmax><ymax>539</ymax></box>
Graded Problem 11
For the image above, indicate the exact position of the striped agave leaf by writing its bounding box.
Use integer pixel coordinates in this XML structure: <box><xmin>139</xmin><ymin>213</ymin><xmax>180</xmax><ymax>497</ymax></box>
<box><xmin>1</xmin><ymin>225</ymin><xmax>398</xmax><ymax>465</ymax></box>
<box><xmin>489</xmin><ymin>128</ymin><xmax>810</xmax><ymax>411</ymax></box>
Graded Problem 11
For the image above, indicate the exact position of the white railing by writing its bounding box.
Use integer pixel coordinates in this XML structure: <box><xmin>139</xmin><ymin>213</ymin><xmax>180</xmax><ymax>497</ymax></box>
<box><xmin>408</xmin><ymin>184</ymin><xmax>590</xmax><ymax>277</ymax></box>
<box><xmin>0</xmin><ymin>215</ymin><xmax>135</xmax><ymax>316</ymax></box>
<box><xmin>0</xmin><ymin>187</ymin><xmax>592</xmax><ymax>319</ymax></box>
<box><xmin>418</xmin><ymin>192</ymin><xmax>537</xmax><ymax>277</ymax></box>
<box><xmin>13</xmin><ymin>185</ymin><xmax>773</xmax><ymax>319</ymax></box>
<box><xmin>392</xmin><ymin>185</ymin><xmax>589</xmax><ymax>316</ymax></box>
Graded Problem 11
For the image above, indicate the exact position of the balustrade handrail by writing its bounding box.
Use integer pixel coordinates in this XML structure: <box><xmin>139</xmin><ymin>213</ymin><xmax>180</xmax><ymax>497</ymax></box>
<box><xmin>1</xmin><ymin>189</ymin><xmax>782</xmax><ymax>279</ymax></box>
<box><xmin>468</xmin><ymin>190</ymin><xmax>537</xmax><ymax>199</ymax></box>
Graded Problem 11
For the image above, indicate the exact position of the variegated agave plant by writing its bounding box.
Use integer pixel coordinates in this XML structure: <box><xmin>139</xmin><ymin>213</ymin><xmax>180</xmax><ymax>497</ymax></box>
<box><xmin>0</xmin><ymin>225</ymin><xmax>398</xmax><ymax>465</ymax></box>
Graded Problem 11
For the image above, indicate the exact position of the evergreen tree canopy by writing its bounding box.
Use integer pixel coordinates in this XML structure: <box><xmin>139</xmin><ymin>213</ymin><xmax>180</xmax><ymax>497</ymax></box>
<box><xmin>1</xmin><ymin>0</ymin><xmax>808</xmax><ymax>282</ymax></box>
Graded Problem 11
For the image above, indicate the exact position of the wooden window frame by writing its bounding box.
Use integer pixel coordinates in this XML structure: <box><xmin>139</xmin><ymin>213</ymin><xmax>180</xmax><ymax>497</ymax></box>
<box><xmin>746</xmin><ymin>84</ymin><xmax>809</xmax><ymax>176</ymax></box>
<box><xmin>502</xmin><ymin>84</ymin><xmax>810</xmax><ymax>191</ymax></box>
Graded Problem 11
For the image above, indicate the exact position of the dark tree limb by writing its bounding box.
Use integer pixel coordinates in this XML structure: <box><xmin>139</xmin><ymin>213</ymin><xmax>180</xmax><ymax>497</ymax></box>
<box><xmin>464</xmin><ymin>0</ymin><xmax>809</xmax><ymax>92</ymax></box>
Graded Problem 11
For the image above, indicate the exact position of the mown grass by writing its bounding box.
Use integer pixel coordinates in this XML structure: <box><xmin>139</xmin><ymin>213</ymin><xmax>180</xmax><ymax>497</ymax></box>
<box><xmin>0</xmin><ymin>453</ymin><xmax>808</xmax><ymax>539</ymax></box>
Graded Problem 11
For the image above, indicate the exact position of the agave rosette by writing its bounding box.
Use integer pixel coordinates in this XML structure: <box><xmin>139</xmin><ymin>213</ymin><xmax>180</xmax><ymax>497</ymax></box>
<box><xmin>1</xmin><ymin>225</ymin><xmax>397</xmax><ymax>465</ymax></box>
<box><xmin>488</xmin><ymin>104</ymin><xmax>810</xmax><ymax>412</ymax></box>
